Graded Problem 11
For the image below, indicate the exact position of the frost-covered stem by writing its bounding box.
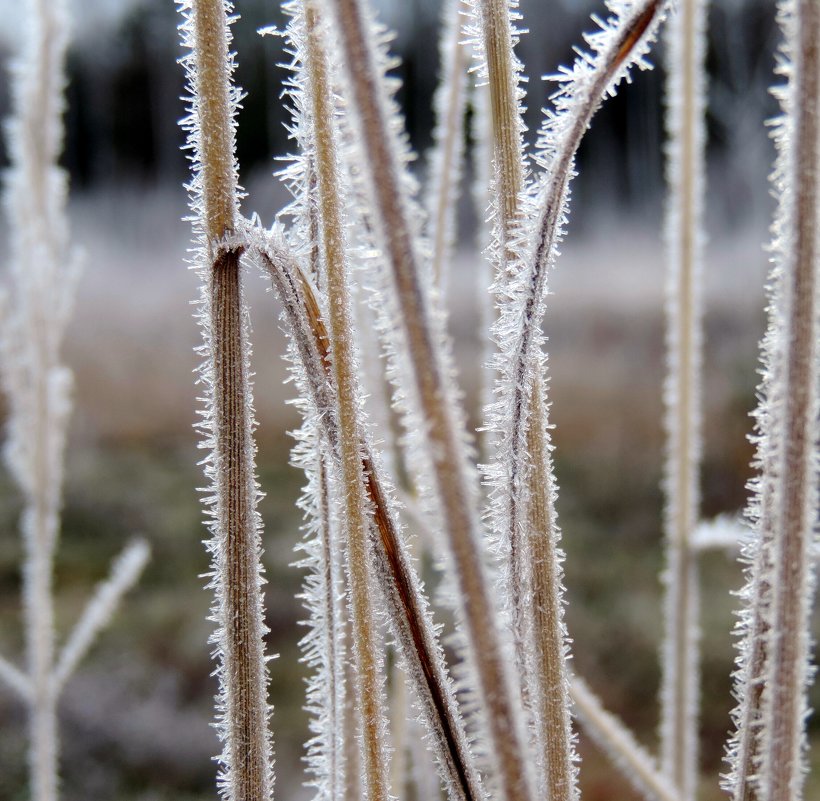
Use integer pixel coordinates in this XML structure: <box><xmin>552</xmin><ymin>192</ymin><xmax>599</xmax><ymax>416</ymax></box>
<box><xmin>474</xmin><ymin>0</ymin><xmax>525</xmax><ymax>251</ymax></box>
<box><xmin>729</xmin><ymin>518</ymin><xmax>775</xmax><ymax>801</ymax></box>
<box><xmin>193</xmin><ymin>1</ymin><xmax>238</xmax><ymax>242</ymax></box>
<box><xmin>3</xmin><ymin>2</ymin><xmax>72</xmax><ymax>799</ymax></box>
<box><xmin>525</xmin><ymin>373</ymin><xmax>575</xmax><ymax>801</ymax></box>
<box><xmin>318</xmin><ymin>454</ymin><xmax>346</xmax><ymax>801</ymax></box>
<box><xmin>659</xmin><ymin>0</ymin><xmax>706</xmax><ymax>796</ymax></box>
<box><xmin>343</xmin><ymin>636</ymin><xmax>362</xmax><ymax>801</ymax></box>
<box><xmin>476</xmin><ymin>2</ymin><xmax>575</xmax><ymax>794</ymax></box>
<box><xmin>257</xmin><ymin>238</ymin><xmax>485</xmax><ymax>801</ymax></box>
<box><xmin>571</xmin><ymin>678</ymin><xmax>683</xmax><ymax>801</ymax></box>
<box><xmin>210</xmin><ymin>247</ymin><xmax>272</xmax><ymax>801</ymax></box>
<box><xmin>52</xmin><ymin>539</ymin><xmax>150</xmax><ymax>692</ymax></box>
<box><xmin>428</xmin><ymin>0</ymin><xmax>469</xmax><ymax>286</ymax></box>
<box><xmin>725</xmin><ymin>2</ymin><xmax>819</xmax><ymax>798</ymax></box>
<box><xmin>505</xmin><ymin>0</ymin><xmax>663</xmax><ymax>547</ymax></box>
<box><xmin>328</xmin><ymin>2</ymin><xmax>532</xmax><ymax>800</ymax></box>
<box><xmin>764</xmin><ymin>1</ymin><xmax>819</xmax><ymax>797</ymax></box>
<box><xmin>390</xmin><ymin>659</ymin><xmax>409</xmax><ymax>798</ymax></box>
<box><xmin>183</xmin><ymin>3</ymin><xmax>274</xmax><ymax>800</ymax></box>
<box><xmin>304</xmin><ymin>5</ymin><xmax>390</xmax><ymax>797</ymax></box>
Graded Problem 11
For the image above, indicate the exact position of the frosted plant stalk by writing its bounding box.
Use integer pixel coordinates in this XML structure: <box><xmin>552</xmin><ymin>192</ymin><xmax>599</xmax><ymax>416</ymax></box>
<box><xmin>659</xmin><ymin>0</ymin><xmax>707</xmax><ymax>797</ymax></box>
<box><xmin>762</xmin><ymin>4</ymin><xmax>819</xmax><ymax>796</ymax></box>
<box><xmin>725</xmin><ymin>1</ymin><xmax>819</xmax><ymax>799</ymax></box>
<box><xmin>471</xmin><ymin>1</ymin><xmax>576</xmax><ymax>796</ymax></box>
<box><xmin>0</xmin><ymin>2</ymin><xmax>148</xmax><ymax>800</ymax></box>
<box><xmin>324</xmin><ymin>1</ymin><xmax>533</xmax><ymax>799</ymax></box>
<box><xmin>301</xmin><ymin>5</ymin><xmax>391</xmax><ymax>797</ymax></box>
<box><xmin>481</xmin><ymin>2</ymin><xmax>665</xmax><ymax>796</ymax></box>
<box><xmin>255</xmin><ymin>229</ymin><xmax>486</xmax><ymax>801</ymax></box>
<box><xmin>571</xmin><ymin>678</ymin><xmax>683</xmax><ymax>801</ymax></box>
<box><xmin>178</xmin><ymin>2</ymin><xmax>274</xmax><ymax>799</ymax></box>
<box><xmin>0</xmin><ymin>6</ymin><xmax>74</xmax><ymax>798</ymax></box>
<box><xmin>426</xmin><ymin>0</ymin><xmax>470</xmax><ymax>288</ymax></box>
<box><xmin>469</xmin><ymin>0</ymin><xmax>527</xmax><ymax>263</ymax></box>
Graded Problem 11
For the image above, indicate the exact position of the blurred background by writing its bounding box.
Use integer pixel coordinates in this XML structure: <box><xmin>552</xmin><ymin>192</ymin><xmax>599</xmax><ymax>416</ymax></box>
<box><xmin>0</xmin><ymin>0</ymin><xmax>816</xmax><ymax>799</ymax></box>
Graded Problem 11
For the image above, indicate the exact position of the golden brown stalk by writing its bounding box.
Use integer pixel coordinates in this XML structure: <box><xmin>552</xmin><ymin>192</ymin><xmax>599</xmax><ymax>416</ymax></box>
<box><xmin>526</xmin><ymin>373</ymin><xmax>575</xmax><ymax>801</ymax></box>
<box><xmin>474</xmin><ymin>3</ymin><xmax>572</xmax><ymax>798</ymax></box>
<box><xmin>475</xmin><ymin>0</ymin><xmax>525</xmax><ymax>252</ymax></box>
<box><xmin>185</xmin><ymin>3</ymin><xmax>274</xmax><ymax>799</ymax></box>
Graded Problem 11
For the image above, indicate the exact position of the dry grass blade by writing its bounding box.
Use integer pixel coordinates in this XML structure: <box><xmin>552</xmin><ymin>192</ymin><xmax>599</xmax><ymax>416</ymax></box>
<box><xmin>473</xmin><ymin>0</ymin><xmax>526</xmax><ymax>251</ymax></box>
<box><xmin>571</xmin><ymin>678</ymin><xmax>684</xmax><ymax>801</ymax></box>
<box><xmin>210</xmin><ymin>245</ymin><xmax>273</xmax><ymax>801</ymax></box>
<box><xmin>498</xmin><ymin>0</ymin><xmax>665</xmax><ymax>644</ymax></box>
<box><xmin>258</xmin><ymin>240</ymin><xmax>484</xmax><ymax>801</ymax></box>
<box><xmin>428</xmin><ymin>0</ymin><xmax>470</xmax><ymax>287</ymax></box>
<box><xmin>302</xmin><ymin>5</ymin><xmax>390</xmax><ymax>796</ymax></box>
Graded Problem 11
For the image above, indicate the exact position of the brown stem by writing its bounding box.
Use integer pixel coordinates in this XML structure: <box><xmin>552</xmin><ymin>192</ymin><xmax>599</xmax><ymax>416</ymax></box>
<box><xmin>187</xmin><ymin>3</ymin><xmax>273</xmax><ymax>799</ymax></box>
<box><xmin>766</xmin><ymin>2</ymin><xmax>819</xmax><ymax>797</ymax></box>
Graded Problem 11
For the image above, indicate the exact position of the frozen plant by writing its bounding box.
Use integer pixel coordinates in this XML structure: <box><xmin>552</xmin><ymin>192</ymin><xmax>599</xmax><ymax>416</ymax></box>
<box><xmin>176</xmin><ymin>1</ymin><xmax>819</xmax><ymax>801</ymax></box>
<box><xmin>0</xmin><ymin>2</ymin><xmax>149</xmax><ymax>801</ymax></box>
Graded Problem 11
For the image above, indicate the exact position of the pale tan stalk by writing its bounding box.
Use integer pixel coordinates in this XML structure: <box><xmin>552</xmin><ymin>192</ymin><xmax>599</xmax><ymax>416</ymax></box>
<box><xmin>765</xmin><ymin>2</ymin><xmax>819</xmax><ymax>797</ymax></box>
<box><xmin>194</xmin><ymin>2</ymin><xmax>238</xmax><ymax>242</ymax></box>
<box><xmin>189</xmin><ymin>4</ymin><xmax>273</xmax><ymax>800</ymax></box>
<box><xmin>429</xmin><ymin>0</ymin><xmax>469</xmax><ymax>286</ymax></box>
<box><xmin>526</xmin><ymin>373</ymin><xmax>575</xmax><ymax>801</ymax></box>
<box><xmin>304</xmin><ymin>5</ymin><xmax>390</xmax><ymax>798</ymax></box>
<box><xmin>329</xmin><ymin>3</ymin><xmax>532</xmax><ymax>799</ymax></box>
<box><xmin>503</xmin><ymin>1</ymin><xmax>662</xmax><ymax>616</ymax></box>
<box><xmin>477</xmin><ymin>0</ymin><xmax>578</xmax><ymax>796</ymax></box>
<box><xmin>317</xmin><ymin>455</ymin><xmax>344</xmax><ymax>801</ymax></box>
<box><xmin>390</xmin><ymin>659</ymin><xmax>409</xmax><ymax>798</ymax></box>
<box><xmin>343</xmin><ymin>642</ymin><xmax>362</xmax><ymax>801</ymax></box>
<box><xmin>2</xmin><ymin>3</ymin><xmax>71</xmax><ymax>800</ymax></box>
<box><xmin>730</xmin><ymin>511</ymin><xmax>775</xmax><ymax>801</ymax></box>
<box><xmin>660</xmin><ymin>0</ymin><xmax>705</xmax><ymax>796</ymax></box>
<box><xmin>476</xmin><ymin>0</ymin><xmax>525</xmax><ymax>252</ymax></box>
<box><xmin>19</xmin><ymin>4</ymin><xmax>64</xmax><ymax>797</ymax></box>
<box><xmin>571</xmin><ymin>678</ymin><xmax>684</xmax><ymax>801</ymax></box>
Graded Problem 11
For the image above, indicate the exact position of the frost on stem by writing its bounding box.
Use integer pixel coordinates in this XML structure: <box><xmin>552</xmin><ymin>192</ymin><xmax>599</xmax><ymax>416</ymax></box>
<box><xmin>252</xmin><ymin>226</ymin><xmax>485</xmax><ymax>801</ymax></box>
<box><xmin>659</xmin><ymin>0</ymin><xmax>708</xmax><ymax>797</ymax></box>
<box><xmin>426</xmin><ymin>0</ymin><xmax>470</xmax><ymax>289</ymax></box>
<box><xmin>178</xmin><ymin>2</ymin><xmax>274</xmax><ymax>800</ymax></box>
<box><xmin>465</xmin><ymin>0</ymin><xmax>528</xmax><ymax>269</ymax></box>
<box><xmin>0</xmin><ymin>3</ymin><xmax>148</xmax><ymax>800</ymax></box>
<box><xmin>724</xmin><ymin>1</ymin><xmax>819</xmax><ymax>799</ymax></box>
<box><xmin>322</xmin><ymin>1</ymin><xmax>533</xmax><ymax>798</ymax></box>
<box><xmin>482</xmin><ymin>1</ymin><xmax>665</xmax><ymax>796</ymax></box>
